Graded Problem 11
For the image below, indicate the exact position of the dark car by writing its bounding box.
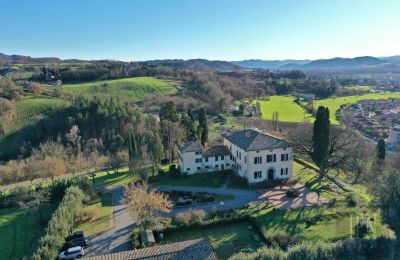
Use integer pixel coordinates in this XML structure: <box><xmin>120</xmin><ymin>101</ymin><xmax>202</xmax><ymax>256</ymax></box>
<box><xmin>66</xmin><ymin>231</ymin><xmax>85</xmax><ymax>241</ymax></box>
<box><xmin>62</xmin><ymin>237</ymin><xmax>88</xmax><ymax>251</ymax></box>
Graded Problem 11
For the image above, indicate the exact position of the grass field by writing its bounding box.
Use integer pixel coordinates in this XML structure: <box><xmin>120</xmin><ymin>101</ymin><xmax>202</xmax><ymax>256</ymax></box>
<box><xmin>0</xmin><ymin>203</ymin><xmax>58</xmax><ymax>259</ymax></box>
<box><xmin>315</xmin><ymin>92</ymin><xmax>400</xmax><ymax>124</ymax></box>
<box><xmin>74</xmin><ymin>193</ymin><xmax>113</xmax><ymax>236</ymax></box>
<box><xmin>62</xmin><ymin>77</ymin><xmax>177</xmax><ymax>100</ymax></box>
<box><xmin>254</xmin><ymin>96</ymin><xmax>313</xmax><ymax>122</ymax></box>
<box><xmin>159</xmin><ymin>222</ymin><xmax>264</xmax><ymax>259</ymax></box>
<box><xmin>0</xmin><ymin>96</ymin><xmax>69</xmax><ymax>159</ymax></box>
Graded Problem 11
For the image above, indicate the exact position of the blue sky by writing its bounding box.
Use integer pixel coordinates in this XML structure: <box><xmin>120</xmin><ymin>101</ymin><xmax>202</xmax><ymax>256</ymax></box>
<box><xmin>1</xmin><ymin>0</ymin><xmax>399</xmax><ymax>61</ymax></box>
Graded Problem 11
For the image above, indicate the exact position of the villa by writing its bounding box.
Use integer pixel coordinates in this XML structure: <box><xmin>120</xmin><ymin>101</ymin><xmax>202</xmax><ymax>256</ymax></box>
<box><xmin>178</xmin><ymin>128</ymin><xmax>294</xmax><ymax>183</ymax></box>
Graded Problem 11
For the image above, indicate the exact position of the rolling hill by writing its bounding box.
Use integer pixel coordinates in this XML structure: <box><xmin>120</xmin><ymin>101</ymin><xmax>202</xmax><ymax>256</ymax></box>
<box><xmin>62</xmin><ymin>77</ymin><xmax>177</xmax><ymax>100</ymax></box>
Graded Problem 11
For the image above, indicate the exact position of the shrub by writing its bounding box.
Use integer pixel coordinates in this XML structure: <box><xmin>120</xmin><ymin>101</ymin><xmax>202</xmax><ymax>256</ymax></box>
<box><xmin>229</xmin><ymin>237</ymin><xmax>395</xmax><ymax>260</ymax></box>
<box><xmin>285</xmin><ymin>189</ymin><xmax>299</xmax><ymax>198</ymax></box>
<box><xmin>354</xmin><ymin>220</ymin><xmax>370</xmax><ymax>238</ymax></box>
<box><xmin>306</xmin><ymin>214</ymin><xmax>322</xmax><ymax>227</ymax></box>
<box><xmin>272</xmin><ymin>232</ymin><xmax>299</xmax><ymax>249</ymax></box>
<box><xmin>131</xmin><ymin>231</ymin><xmax>141</xmax><ymax>248</ymax></box>
<box><xmin>169</xmin><ymin>164</ymin><xmax>177</xmax><ymax>173</ymax></box>
<box><xmin>75</xmin><ymin>207</ymin><xmax>100</xmax><ymax>224</ymax></box>
<box><xmin>32</xmin><ymin>186</ymin><xmax>85</xmax><ymax>260</ymax></box>
<box><xmin>229</xmin><ymin>246</ymin><xmax>286</xmax><ymax>260</ymax></box>
<box><xmin>174</xmin><ymin>209</ymin><xmax>208</xmax><ymax>225</ymax></box>
<box><xmin>327</xmin><ymin>198</ymin><xmax>337</xmax><ymax>208</ymax></box>
<box><xmin>346</xmin><ymin>194</ymin><xmax>357</xmax><ymax>207</ymax></box>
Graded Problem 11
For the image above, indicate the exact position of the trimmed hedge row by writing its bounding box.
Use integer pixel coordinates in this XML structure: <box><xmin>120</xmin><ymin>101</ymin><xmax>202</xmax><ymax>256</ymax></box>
<box><xmin>32</xmin><ymin>186</ymin><xmax>85</xmax><ymax>260</ymax></box>
<box><xmin>229</xmin><ymin>236</ymin><xmax>394</xmax><ymax>260</ymax></box>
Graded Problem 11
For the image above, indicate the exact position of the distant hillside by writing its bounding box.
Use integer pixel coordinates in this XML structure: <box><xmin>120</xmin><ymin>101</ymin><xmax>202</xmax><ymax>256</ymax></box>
<box><xmin>234</xmin><ymin>55</ymin><xmax>400</xmax><ymax>72</ymax></box>
<box><xmin>0</xmin><ymin>53</ymin><xmax>60</xmax><ymax>64</ymax></box>
<box><xmin>139</xmin><ymin>59</ymin><xmax>240</xmax><ymax>71</ymax></box>
<box><xmin>232</xmin><ymin>59</ymin><xmax>310</xmax><ymax>69</ymax></box>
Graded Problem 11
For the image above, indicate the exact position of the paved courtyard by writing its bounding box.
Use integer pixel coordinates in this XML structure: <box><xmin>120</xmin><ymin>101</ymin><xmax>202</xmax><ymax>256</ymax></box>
<box><xmin>258</xmin><ymin>183</ymin><xmax>327</xmax><ymax>210</ymax></box>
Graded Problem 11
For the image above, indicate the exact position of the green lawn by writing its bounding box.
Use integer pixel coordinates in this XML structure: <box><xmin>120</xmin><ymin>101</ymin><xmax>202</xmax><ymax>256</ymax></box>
<box><xmin>315</xmin><ymin>92</ymin><xmax>400</xmax><ymax>124</ymax></box>
<box><xmin>0</xmin><ymin>203</ymin><xmax>58</xmax><ymax>259</ymax></box>
<box><xmin>160</xmin><ymin>222</ymin><xmax>264</xmax><ymax>259</ymax></box>
<box><xmin>241</xmin><ymin>162</ymin><xmax>393</xmax><ymax>243</ymax></box>
<box><xmin>62</xmin><ymin>77</ymin><xmax>177</xmax><ymax>100</ymax></box>
<box><xmin>254</xmin><ymin>96</ymin><xmax>314</xmax><ymax>122</ymax></box>
<box><xmin>150</xmin><ymin>172</ymin><xmax>228</xmax><ymax>188</ymax></box>
<box><xmin>74</xmin><ymin>193</ymin><xmax>113</xmax><ymax>235</ymax></box>
<box><xmin>92</xmin><ymin>167</ymin><xmax>137</xmax><ymax>188</ymax></box>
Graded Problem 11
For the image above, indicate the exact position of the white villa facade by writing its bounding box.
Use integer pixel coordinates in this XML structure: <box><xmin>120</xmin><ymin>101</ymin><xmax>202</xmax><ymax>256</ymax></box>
<box><xmin>178</xmin><ymin>128</ymin><xmax>294</xmax><ymax>184</ymax></box>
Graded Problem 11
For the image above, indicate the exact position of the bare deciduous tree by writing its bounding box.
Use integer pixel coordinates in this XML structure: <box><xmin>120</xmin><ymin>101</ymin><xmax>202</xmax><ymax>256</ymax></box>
<box><xmin>126</xmin><ymin>182</ymin><xmax>172</xmax><ymax>229</ymax></box>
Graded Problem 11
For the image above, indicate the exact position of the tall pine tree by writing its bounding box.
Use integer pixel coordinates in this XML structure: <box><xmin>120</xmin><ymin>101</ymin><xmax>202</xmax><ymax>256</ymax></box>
<box><xmin>312</xmin><ymin>106</ymin><xmax>330</xmax><ymax>180</ymax></box>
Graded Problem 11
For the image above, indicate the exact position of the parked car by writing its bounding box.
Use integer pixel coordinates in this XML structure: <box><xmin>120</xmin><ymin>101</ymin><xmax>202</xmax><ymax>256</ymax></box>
<box><xmin>58</xmin><ymin>246</ymin><xmax>84</xmax><ymax>259</ymax></box>
<box><xmin>61</xmin><ymin>237</ymin><xmax>88</xmax><ymax>251</ymax></box>
<box><xmin>66</xmin><ymin>231</ymin><xmax>85</xmax><ymax>241</ymax></box>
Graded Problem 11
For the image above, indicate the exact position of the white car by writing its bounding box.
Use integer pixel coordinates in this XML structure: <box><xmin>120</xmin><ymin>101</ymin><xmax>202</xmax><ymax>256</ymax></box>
<box><xmin>59</xmin><ymin>246</ymin><xmax>84</xmax><ymax>259</ymax></box>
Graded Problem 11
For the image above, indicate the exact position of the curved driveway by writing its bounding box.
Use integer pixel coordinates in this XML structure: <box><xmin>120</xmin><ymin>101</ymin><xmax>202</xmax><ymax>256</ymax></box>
<box><xmin>85</xmin><ymin>185</ymin><xmax>259</xmax><ymax>256</ymax></box>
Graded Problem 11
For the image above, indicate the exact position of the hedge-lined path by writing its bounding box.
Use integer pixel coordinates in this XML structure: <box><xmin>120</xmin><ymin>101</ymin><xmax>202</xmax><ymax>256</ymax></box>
<box><xmin>85</xmin><ymin>185</ymin><xmax>136</xmax><ymax>256</ymax></box>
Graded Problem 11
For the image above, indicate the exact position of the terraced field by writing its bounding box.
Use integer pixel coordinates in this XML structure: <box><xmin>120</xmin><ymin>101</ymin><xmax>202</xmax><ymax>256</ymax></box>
<box><xmin>62</xmin><ymin>77</ymin><xmax>177</xmax><ymax>100</ymax></box>
<box><xmin>254</xmin><ymin>96</ymin><xmax>313</xmax><ymax>122</ymax></box>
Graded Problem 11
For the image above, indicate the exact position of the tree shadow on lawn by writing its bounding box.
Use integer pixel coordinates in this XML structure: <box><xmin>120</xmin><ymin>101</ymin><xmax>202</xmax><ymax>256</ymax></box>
<box><xmin>255</xmin><ymin>206</ymin><xmax>326</xmax><ymax>237</ymax></box>
<box><xmin>94</xmin><ymin>172</ymin><xmax>134</xmax><ymax>188</ymax></box>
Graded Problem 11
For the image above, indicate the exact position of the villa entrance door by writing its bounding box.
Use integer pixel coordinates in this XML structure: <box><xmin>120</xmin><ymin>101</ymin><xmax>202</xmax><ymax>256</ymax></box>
<box><xmin>268</xmin><ymin>168</ymin><xmax>274</xmax><ymax>181</ymax></box>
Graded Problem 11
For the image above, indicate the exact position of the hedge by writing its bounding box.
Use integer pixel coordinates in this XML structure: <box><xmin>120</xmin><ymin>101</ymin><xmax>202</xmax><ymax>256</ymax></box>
<box><xmin>32</xmin><ymin>186</ymin><xmax>85</xmax><ymax>260</ymax></box>
<box><xmin>229</xmin><ymin>237</ymin><xmax>394</xmax><ymax>260</ymax></box>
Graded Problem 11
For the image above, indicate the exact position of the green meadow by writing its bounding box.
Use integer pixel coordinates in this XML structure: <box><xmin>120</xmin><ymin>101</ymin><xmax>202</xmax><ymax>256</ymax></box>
<box><xmin>254</xmin><ymin>96</ymin><xmax>313</xmax><ymax>122</ymax></box>
<box><xmin>0</xmin><ymin>97</ymin><xmax>69</xmax><ymax>158</ymax></box>
<box><xmin>62</xmin><ymin>77</ymin><xmax>177</xmax><ymax>100</ymax></box>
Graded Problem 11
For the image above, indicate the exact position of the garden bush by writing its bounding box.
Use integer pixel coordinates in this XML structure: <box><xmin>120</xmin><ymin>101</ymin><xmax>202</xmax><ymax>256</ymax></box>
<box><xmin>32</xmin><ymin>186</ymin><xmax>85</xmax><ymax>260</ymax></box>
<box><xmin>75</xmin><ymin>207</ymin><xmax>100</xmax><ymax>224</ymax></box>
<box><xmin>174</xmin><ymin>209</ymin><xmax>208</xmax><ymax>225</ymax></box>
<box><xmin>131</xmin><ymin>231</ymin><xmax>141</xmax><ymax>248</ymax></box>
<box><xmin>354</xmin><ymin>220</ymin><xmax>370</xmax><ymax>238</ymax></box>
<box><xmin>285</xmin><ymin>189</ymin><xmax>299</xmax><ymax>198</ymax></box>
<box><xmin>346</xmin><ymin>194</ymin><xmax>357</xmax><ymax>207</ymax></box>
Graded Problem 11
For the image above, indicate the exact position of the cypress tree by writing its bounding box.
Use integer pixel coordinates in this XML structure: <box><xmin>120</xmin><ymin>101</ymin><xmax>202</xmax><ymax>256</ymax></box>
<box><xmin>198</xmin><ymin>108</ymin><xmax>208</xmax><ymax>146</ymax></box>
<box><xmin>377</xmin><ymin>138</ymin><xmax>386</xmax><ymax>160</ymax></box>
<box><xmin>312</xmin><ymin>106</ymin><xmax>330</xmax><ymax>179</ymax></box>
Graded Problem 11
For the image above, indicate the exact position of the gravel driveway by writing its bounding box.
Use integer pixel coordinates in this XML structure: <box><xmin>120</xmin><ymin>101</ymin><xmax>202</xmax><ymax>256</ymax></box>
<box><xmin>85</xmin><ymin>186</ymin><xmax>136</xmax><ymax>256</ymax></box>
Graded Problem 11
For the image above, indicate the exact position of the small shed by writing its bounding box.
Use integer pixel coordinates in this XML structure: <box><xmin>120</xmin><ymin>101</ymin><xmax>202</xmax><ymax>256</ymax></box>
<box><xmin>140</xmin><ymin>230</ymin><xmax>155</xmax><ymax>247</ymax></box>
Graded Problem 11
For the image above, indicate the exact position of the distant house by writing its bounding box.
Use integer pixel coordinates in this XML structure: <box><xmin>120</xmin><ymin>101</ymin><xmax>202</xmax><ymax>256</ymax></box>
<box><xmin>178</xmin><ymin>128</ymin><xmax>294</xmax><ymax>183</ymax></box>
<box><xmin>85</xmin><ymin>238</ymin><xmax>216</xmax><ymax>260</ymax></box>
<box><xmin>387</xmin><ymin>126</ymin><xmax>400</xmax><ymax>150</ymax></box>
